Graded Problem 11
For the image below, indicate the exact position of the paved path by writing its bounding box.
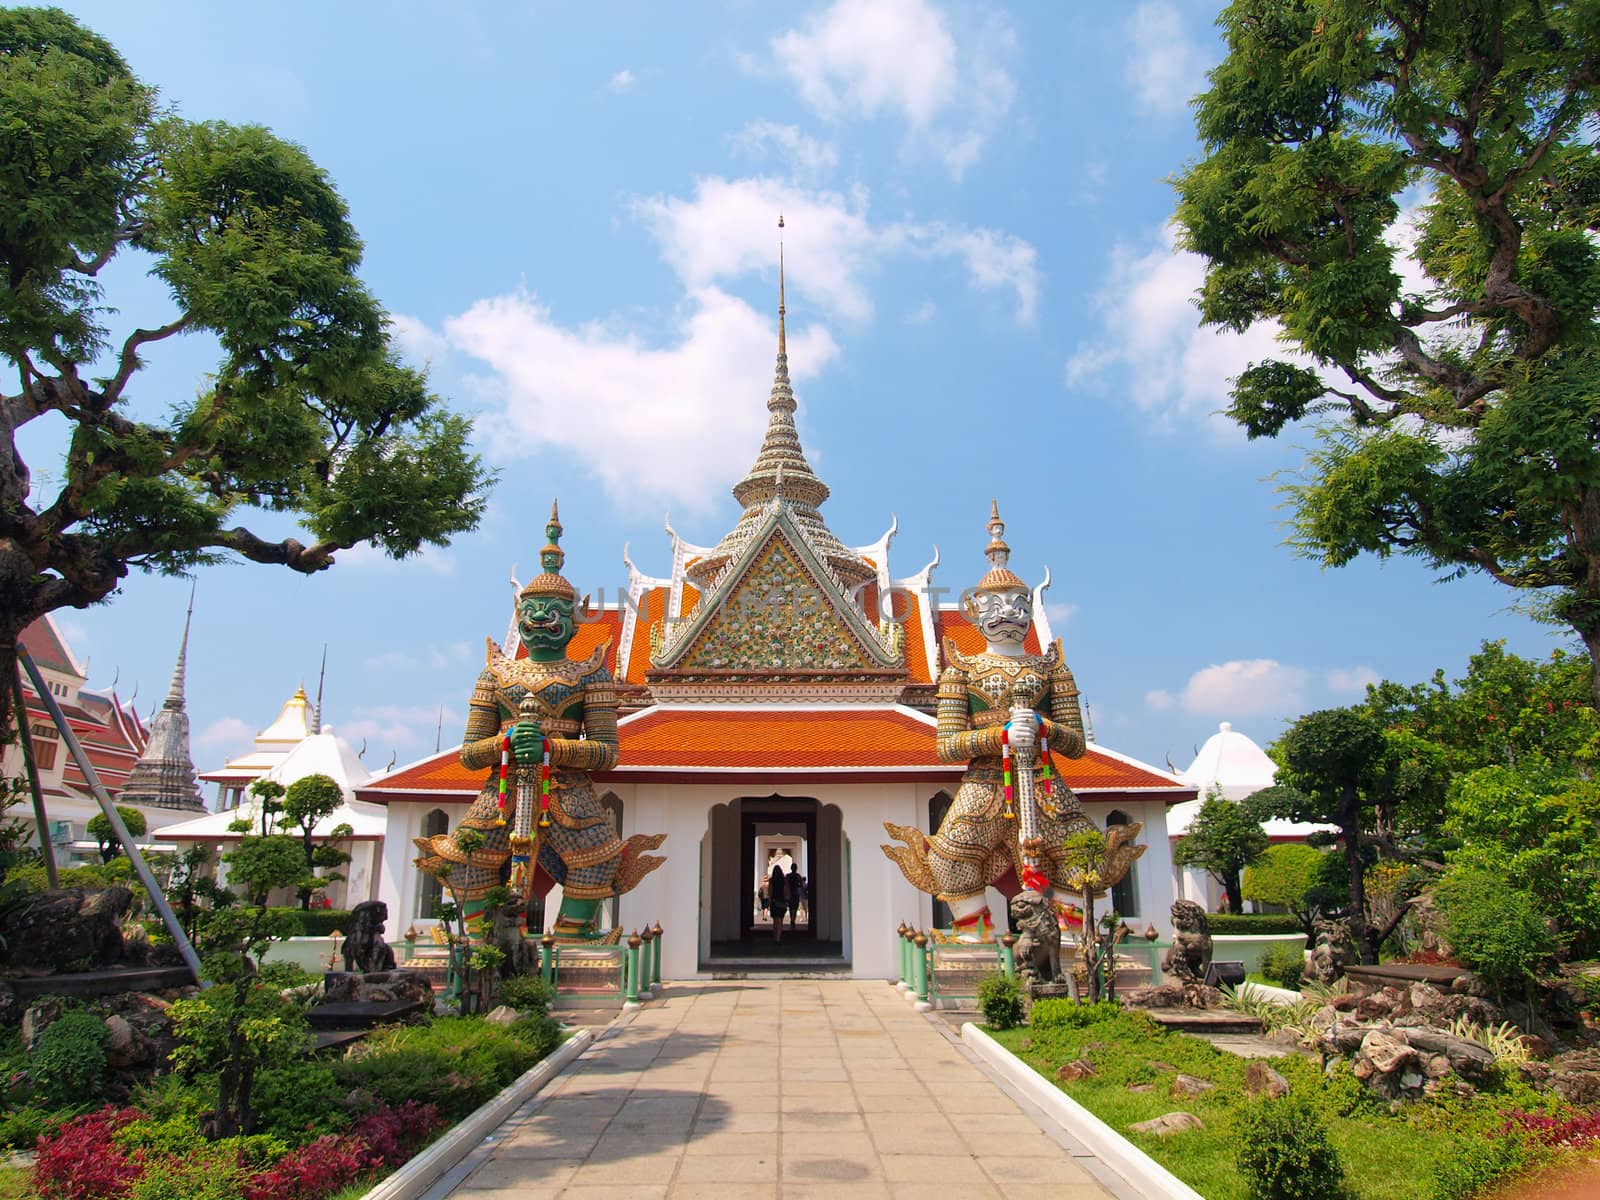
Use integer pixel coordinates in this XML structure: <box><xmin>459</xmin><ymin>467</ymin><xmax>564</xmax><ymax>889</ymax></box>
<box><xmin>437</xmin><ymin>979</ymin><xmax>1129</xmax><ymax>1200</ymax></box>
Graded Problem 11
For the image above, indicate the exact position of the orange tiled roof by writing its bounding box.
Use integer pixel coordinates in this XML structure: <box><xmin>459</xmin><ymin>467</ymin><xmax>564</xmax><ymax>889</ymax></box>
<box><xmin>361</xmin><ymin>708</ymin><xmax>1189</xmax><ymax>795</ymax></box>
<box><xmin>622</xmin><ymin>587</ymin><xmax>667</xmax><ymax>685</ymax></box>
<box><xmin>512</xmin><ymin>611</ymin><xmax>622</xmax><ymax>675</ymax></box>
<box><xmin>935</xmin><ymin>610</ymin><xmax>1042</xmax><ymax>665</ymax></box>
<box><xmin>19</xmin><ymin>617</ymin><xmax>78</xmax><ymax>676</ymax></box>
<box><xmin>899</xmin><ymin>590</ymin><xmax>931</xmax><ymax>684</ymax></box>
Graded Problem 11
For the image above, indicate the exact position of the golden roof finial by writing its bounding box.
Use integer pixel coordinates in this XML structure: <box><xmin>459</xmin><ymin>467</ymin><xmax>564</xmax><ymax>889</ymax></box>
<box><xmin>977</xmin><ymin>500</ymin><xmax>1026</xmax><ymax>593</ymax></box>
<box><xmin>778</xmin><ymin>213</ymin><xmax>787</xmax><ymax>359</ymax></box>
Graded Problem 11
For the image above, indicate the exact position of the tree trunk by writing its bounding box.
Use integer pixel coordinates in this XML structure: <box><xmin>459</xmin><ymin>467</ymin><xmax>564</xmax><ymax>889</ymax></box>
<box><xmin>1341</xmin><ymin>784</ymin><xmax>1378</xmax><ymax>964</ymax></box>
<box><xmin>1223</xmin><ymin>871</ymin><xmax>1244</xmax><ymax>916</ymax></box>
<box><xmin>1581</xmin><ymin>622</ymin><xmax>1600</xmax><ymax>713</ymax></box>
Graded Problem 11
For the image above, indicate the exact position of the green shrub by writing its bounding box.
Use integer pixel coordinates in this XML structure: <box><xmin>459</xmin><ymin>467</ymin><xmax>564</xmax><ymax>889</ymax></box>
<box><xmin>977</xmin><ymin>972</ymin><xmax>1024</xmax><ymax>1030</ymax></box>
<box><xmin>250</xmin><ymin>1059</ymin><xmax>349</xmax><ymax>1140</ymax></box>
<box><xmin>1260</xmin><ymin>943</ymin><xmax>1306</xmax><ymax>991</ymax></box>
<box><xmin>495</xmin><ymin>973</ymin><xmax>552</xmax><ymax>1016</ymax></box>
<box><xmin>334</xmin><ymin>1017</ymin><xmax>541</xmax><ymax>1118</ymax></box>
<box><xmin>509</xmin><ymin>1014</ymin><xmax>562</xmax><ymax>1059</ymax></box>
<box><xmin>32</xmin><ymin>1012</ymin><xmax>109</xmax><ymax>1106</ymax></box>
<box><xmin>1428</xmin><ymin>1131</ymin><xmax>1533</xmax><ymax>1200</ymax></box>
<box><xmin>126</xmin><ymin>1142</ymin><xmax>251</xmax><ymax>1200</ymax></box>
<box><xmin>262</xmin><ymin>907</ymin><xmax>352</xmax><ymax>938</ymax></box>
<box><xmin>1235</xmin><ymin>1095</ymin><xmax>1347</xmax><ymax>1200</ymax></box>
<box><xmin>258</xmin><ymin>961</ymin><xmax>320</xmax><ymax>990</ymax></box>
<box><xmin>1431</xmin><ymin>866</ymin><xmax>1555</xmax><ymax>996</ymax></box>
<box><xmin>0</xmin><ymin>1104</ymin><xmax>65</xmax><ymax>1150</ymax></box>
<box><xmin>1028</xmin><ymin>999</ymin><xmax>1120</xmax><ymax>1031</ymax></box>
<box><xmin>1206</xmin><ymin>913</ymin><xmax>1305</xmax><ymax>934</ymax></box>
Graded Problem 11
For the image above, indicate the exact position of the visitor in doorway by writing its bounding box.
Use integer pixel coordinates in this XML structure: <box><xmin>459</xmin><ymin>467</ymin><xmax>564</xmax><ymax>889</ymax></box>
<box><xmin>758</xmin><ymin>880</ymin><xmax>769</xmax><ymax>920</ymax></box>
<box><xmin>770</xmin><ymin>858</ymin><xmax>788</xmax><ymax>943</ymax></box>
<box><xmin>787</xmin><ymin>863</ymin><xmax>802</xmax><ymax>931</ymax></box>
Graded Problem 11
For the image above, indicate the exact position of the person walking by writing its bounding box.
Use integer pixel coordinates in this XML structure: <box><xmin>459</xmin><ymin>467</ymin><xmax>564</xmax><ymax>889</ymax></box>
<box><xmin>787</xmin><ymin>863</ymin><xmax>803</xmax><ymax>933</ymax></box>
<box><xmin>769</xmin><ymin>857</ymin><xmax>788</xmax><ymax>943</ymax></box>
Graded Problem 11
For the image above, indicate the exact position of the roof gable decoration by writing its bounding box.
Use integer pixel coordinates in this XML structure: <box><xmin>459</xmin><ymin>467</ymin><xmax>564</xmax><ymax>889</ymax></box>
<box><xmin>651</xmin><ymin>503</ymin><xmax>902</xmax><ymax>673</ymax></box>
<box><xmin>892</xmin><ymin>547</ymin><xmax>941</xmax><ymax>684</ymax></box>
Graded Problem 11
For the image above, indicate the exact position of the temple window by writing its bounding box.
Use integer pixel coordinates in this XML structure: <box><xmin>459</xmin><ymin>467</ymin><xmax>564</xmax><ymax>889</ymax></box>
<box><xmin>416</xmin><ymin>809</ymin><xmax>449</xmax><ymax>918</ymax></box>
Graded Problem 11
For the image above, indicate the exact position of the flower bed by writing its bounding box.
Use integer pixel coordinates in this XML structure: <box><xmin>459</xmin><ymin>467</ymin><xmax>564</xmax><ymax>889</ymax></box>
<box><xmin>988</xmin><ymin>1002</ymin><xmax>1592</xmax><ymax>1200</ymax></box>
<box><xmin>1</xmin><ymin>1012</ymin><xmax>563</xmax><ymax>1200</ymax></box>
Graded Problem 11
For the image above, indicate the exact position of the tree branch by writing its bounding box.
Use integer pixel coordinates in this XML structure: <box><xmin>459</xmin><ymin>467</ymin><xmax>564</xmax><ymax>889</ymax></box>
<box><xmin>214</xmin><ymin>527</ymin><xmax>345</xmax><ymax>574</ymax></box>
<box><xmin>104</xmin><ymin>316</ymin><xmax>193</xmax><ymax>404</ymax></box>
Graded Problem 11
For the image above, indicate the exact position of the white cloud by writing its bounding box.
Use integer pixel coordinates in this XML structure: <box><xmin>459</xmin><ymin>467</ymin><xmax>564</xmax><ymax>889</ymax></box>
<box><xmin>336</xmin><ymin>542</ymin><xmax>457</xmax><ymax>575</ymax></box>
<box><xmin>1145</xmin><ymin>689</ymin><xmax>1176</xmax><ymax>711</ymax></box>
<box><xmin>1065</xmin><ymin>222</ymin><xmax>1290</xmax><ymax>432</ymax></box>
<box><xmin>1179</xmin><ymin>659</ymin><xmax>1310</xmax><ymax>717</ymax></box>
<box><xmin>365</xmin><ymin>643</ymin><xmax>472</xmax><ymax>671</ymax></box>
<box><xmin>1124</xmin><ymin>1</ymin><xmax>1212</xmax><ymax>116</ymax></box>
<box><xmin>729</xmin><ymin>121</ymin><xmax>839</xmax><ymax>180</ymax></box>
<box><xmin>906</xmin><ymin>299</ymin><xmax>937</xmax><ymax>324</ymax></box>
<box><xmin>389</xmin><ymin>313</ymin><xmax>449</xmax><ymax>366</ymax></box>
<box><xmin>444</xmin><ymin>286</ymin><xmax>839</xmax><ymax>513</ymax></box>
<box><xmin>607</xmin><ymin>68</ymin><xmax>635</xmax><ymax>92</ymax></box>
<box><xmin>342</xmin><ymin>704</ymin><xmax>462</xmax><ymax>763</ymax></box>
<box><xmin>633</xmin><ymin>175</ymin><xmax>1040</xmax><ymax>324</ymax></box>
<box><xmin>770</xmin><ymin>0</ymin><xmax>1016</xmax><ymax>178</ymax></box>
<box><xmin>1326</xmin><ymin>665</ymin><xmax>1380</xmax><ymax>695</ymax></box>
<box><xmin>1044</xmin><ymin>600</ymin><xmax>1078</xmax><ymax>624</ymax></box>
<box><xmin>195</xmin><ymin>715</ymin><xmax>253</xmax><ymax>752</ymax></box>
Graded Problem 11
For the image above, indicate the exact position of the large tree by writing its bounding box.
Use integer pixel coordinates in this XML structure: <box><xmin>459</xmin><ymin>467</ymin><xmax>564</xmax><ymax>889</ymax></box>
<box><xmin>0</xmin><ymin>9</ymin><xmax>490</xmax><ymax>734</ymax></box>
<box><xmin>1174</xmin><ymin>2</ymin><xmax>1600</xmax><ymax>702</ymax></box>
<box><xmin>1171</xmin><ymin>787</ymin><xmax>1269</xmax><ymax>914</ymax></box>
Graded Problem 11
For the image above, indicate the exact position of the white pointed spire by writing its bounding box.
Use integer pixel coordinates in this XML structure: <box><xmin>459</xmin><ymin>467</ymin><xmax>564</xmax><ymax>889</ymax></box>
<box><xmin>118</xmin><ymin>586</ymin><xmax>204</xmax><ymax>811</ymax></box>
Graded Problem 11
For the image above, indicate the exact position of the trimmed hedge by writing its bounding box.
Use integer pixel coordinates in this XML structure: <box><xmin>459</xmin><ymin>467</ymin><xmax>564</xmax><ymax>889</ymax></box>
<box><xmin>1206</xmin><ymin>913</ymin><xmax>1304</xmax><ymax>934</ymax></box>
<box><xmin>265</xmin><ymin>908</ymin><xmax>352</xmax><ymax>937</ymax></box>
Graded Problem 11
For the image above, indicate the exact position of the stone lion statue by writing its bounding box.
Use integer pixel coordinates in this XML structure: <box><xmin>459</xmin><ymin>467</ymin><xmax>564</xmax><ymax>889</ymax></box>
<box><xmin>1009</xmin><ymin>891</ymin><xmax>1062</xmax><ymax>984</ymax></box>
<box><xmin>1161</xmin><ymin>900</ymin><xmax>1212</xmax><ymax>985</ymax></box>
<box><xmin>490</xmin><ymin>901</ymin><xmax>536</xmax><ymax>978</ymax></box>
<box><xmin>1309</xmin><ymin>916</ymin><xmax>1358</xmax><ymax>984</ymax></box>
<box><xmin>341</xmin><ymin>900</ymin><xmax>396</xmax><ymax>974</ymax></box>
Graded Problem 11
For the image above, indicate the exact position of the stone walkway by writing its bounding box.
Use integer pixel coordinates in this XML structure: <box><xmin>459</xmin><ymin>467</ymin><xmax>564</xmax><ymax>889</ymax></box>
<box><xmin>436</xmin><ymin>979</ymin><xmax>1129</xmax><ymax>1199</ymax></box>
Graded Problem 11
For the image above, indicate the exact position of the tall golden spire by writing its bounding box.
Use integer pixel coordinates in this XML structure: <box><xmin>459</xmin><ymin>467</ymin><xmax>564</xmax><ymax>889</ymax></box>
<box><xmin>689</xmin><ymin>218</ymin><xmax>875</xmax><ymax>587</ymax></box>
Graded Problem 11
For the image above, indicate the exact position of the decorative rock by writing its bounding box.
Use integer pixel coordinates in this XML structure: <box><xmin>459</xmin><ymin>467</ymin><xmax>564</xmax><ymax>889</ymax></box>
<box><xmin>1243</xmin><ymin>1061</ymin><xmax>1290</xmax><ymax>1099</ymax></box>
<box><xmin>1394</xmin><ymin>1027</ymin><xmax>1496</xmax><ymax>1086</ymax></box>
<box><xmin>1129</xmin><ymin>1112</ymin><xmax>1204</xmax><ymax>1136</ymax></box>
<box><xmin>1423</xmin><ymin>1054</ymin><xmax>1452</xmax><ymax>1080</ymax></box>
<box><xmin>1148</xmin><ymin>1060</ymin><xmax>1177</xmax><ymax>1072</ymax></box>
<box><xmin>341</xmin><ymin>901</ymin><xmax>397</xmax><ymax>974</ymax></box>
<box><xmin>0</xmin><ymin>887</ymin><xmax>133</xmax><ymax>971</ymax></box>
<box><xmin>1451</xmin><ymin>971</ymin><xmax>1493</xmax><ymax>998</ymax></box>
<box><xmin>484</xmin><ymin>1005</ymin><xmax>519</xmax><ymax>1028</ymax></box>
<box><xmin>1308</xmin><ymin>917</ymin><xmax>1358</xmax><ymax>984</ymax></box>
<box><xmin>1121</xmin><ymin>983</ymin><xmax>1186</xmax><ymax>1009</ymax></box>
<box><xmin>1127</xmin><ymin>1082</ymin><xmax>1155</xmax><ymax>1093</ymax></box>
<box><xmin>1172</xmin><ymin>1074</ymin><xmax>1215</xmax><ymax>1096</ymax></box>
<box><xmin>1360</xmin><ymin>1029</ymin><xmax>1418</xmax><ymax>1076</ymax></box>
<box><xmin>21</xmin><ymin>999</ymin><xmax>63</xmax><ymax>1052</ymax></box>
<box><xmin>1055</xmin><ymin>1059</ymin><xmax>1097</xmax><ymax>1082</ymax></box>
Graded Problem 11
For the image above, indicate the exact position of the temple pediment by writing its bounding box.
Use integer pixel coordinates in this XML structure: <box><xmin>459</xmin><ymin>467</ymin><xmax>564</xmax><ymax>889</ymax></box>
<box><xmin>649</xmin><ymin>505</ymin><xmax>902</xmax><ymax>680</ymax></box>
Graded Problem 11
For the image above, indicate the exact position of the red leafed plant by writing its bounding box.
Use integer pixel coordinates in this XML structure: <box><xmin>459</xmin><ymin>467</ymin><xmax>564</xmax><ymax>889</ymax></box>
<box><xmin>349</xmin><ymin>1102</ymin><xmax>443</xmax><ymax>1168</ymax></box>
<box><xmin>33</xmin><ymin>1107</ymin><xmax>146</xmax><ymax>1200</ymax></box>
<box><xmin>1506</xmin><ymin>1109</ymin><xmax>1600</xmax><ymax>1149</ymax></box>
<box><xmin>241</xmin><ymin>1134</ymin><xmax>373</xmax><ymax>1200</ymax></box>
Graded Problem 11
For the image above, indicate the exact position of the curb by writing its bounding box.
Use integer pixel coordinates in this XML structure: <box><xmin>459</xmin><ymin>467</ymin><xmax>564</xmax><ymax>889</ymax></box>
<box><xmin>357</xmin><ymin>1027</ymin><xmax>594</xmax><ymax>1200</ymax></box>
<box><xmin>961</xmin><ymin>1023</ymin><xmax>1205</xmax><ymax>1200</ymax></box>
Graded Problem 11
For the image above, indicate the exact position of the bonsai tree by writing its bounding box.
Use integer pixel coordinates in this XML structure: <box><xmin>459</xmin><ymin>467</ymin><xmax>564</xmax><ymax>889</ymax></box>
<box><xmin>86</xmin><ymin>805</ymin><xmax>146</xmax><ymax>863</ymax></box>
<box><xmin>1242</xmin><ymin>843</ymin><xmax>1347</xmax><ymax>943</ymax></box>
<box><xmin>1171</xmin><ymin>787</ymin><xmax>1268</xmax><ymax>914</ymax></box>
<box><xmin>169</xmin><ymin>833</ymin><xmax>311</xmax><ymax>1137</ymax></box>
<box><xmin>279</xmin><ymin>773</ymin><xmax>352</xmax><ymax>910</ymax></box>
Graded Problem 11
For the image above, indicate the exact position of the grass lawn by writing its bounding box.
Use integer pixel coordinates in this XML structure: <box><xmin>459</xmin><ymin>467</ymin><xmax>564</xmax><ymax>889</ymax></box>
<box><xmin>0</xmin><ymin>1168</ymin><xmax>36</xmax><ymax>1200</ymax></box>
<box><xmin>989</xmin><ymin>1005</ymin><xmax>1566</xmax><ymax>1200</ymax></box>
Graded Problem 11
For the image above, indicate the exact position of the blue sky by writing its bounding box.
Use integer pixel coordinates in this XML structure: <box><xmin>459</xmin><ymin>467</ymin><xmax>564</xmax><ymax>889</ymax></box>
<box><xmin>32</xmin><ymin>0</ymin><xmax>1555</xmax><ymax>783</ymax></box>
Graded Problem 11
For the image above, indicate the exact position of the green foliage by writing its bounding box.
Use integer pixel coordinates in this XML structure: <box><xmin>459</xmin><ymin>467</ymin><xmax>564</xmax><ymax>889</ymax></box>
<box><xmin>333</xmin><ymin>1017</ymin><xmax>545</xmax><ymax>1118</ymax></box>
<box><xmin>1243</xmin><ymin>845</ymin><xmax>1345</xmax><ymax>936</ymax></box>
<box><xmin>32</xmin><ymin>1012</ymin><xmax>109</xmax><ymax>1106</ymax></box>
<box><xmin>1173</xmin><ymin>2</ymin><xmax>1600</xmax><ymax>679</ymax></box>
<box><xmin>494</xmin><ymin>973</ymin><xmax>553</xmax><ymax>1017</ymax></box>
<box><xmin>1427</xmin><ymin>1132</ymin><xmax>1532</xmax><ymax>1200</ymax></box>
<box><xmin>85</xmin><ymin>807</ymin><xmax>146</xmax><ymax>862</ymax></box>
<box><xmin>1026</xmin><ymin>999</ymin><xmax>1119</xmax><ymax>1031</ymax></box>
<box><xmin>1260</xmin><ymin>943</ymin><xmax>1306</xmax><ymax>991</ymax></box>
<box><xmin>508</xmin><ymin>1014</ymin><xmax>562</xmax><ymax>1060</ymax></box>
<box><xmin>1235</xmin><ymin>1096</ymin><xmax>1347</xmax><ymax>1200</ymax></box>
<box><xmin>1172</xmin><ymin>789</ymin><xmax>1269</xmax><ymax>912</ymax></box>
<box><xmin>0</xmin><ymin>1104</ymin><xmax>65</xmax><ymax>1151</ymax></box>
<box><xmin>169</xmin><ymin>984</ymin><xmax>309</xmax><ymax>1084</ymax></box>
<box><xmin>1431</xmin><ymin>866</ymin><xmax>1556</xmax><ymax>997</ymax></box>
<box><xmin>0</xmin><ymin>7</ymin><xmax>490</xmax><ymax>702</ymax></box>
<box><xmin>250</xmin><ymin>1059</ymin><xmax>349</xmax><ymax>1141</ymax></box>
<box><xmin>280</xmin><ymin>774</ymin><xmax>351</xmax><ymax>910</ymax></box>
<box><xmin>976</xmin><ymin>971</ymin><xmax>1023</xmax><ymax>1030</ymax></box>
<box><xmin>125</xmin><ymin>1144</ymin><xmax>250</xmax><ymax>1200</ymax></box>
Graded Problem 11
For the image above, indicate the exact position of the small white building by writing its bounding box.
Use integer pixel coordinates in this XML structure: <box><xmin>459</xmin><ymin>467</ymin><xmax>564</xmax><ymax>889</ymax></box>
<box><xmin>1171</xmin><ymin>720</ymin><xmax>1328</xmax><ymax>911</ymax></box>
<box><xmin>165</xmin><ymin>726</ymin><xmax>385</xmax><ymax>909</ymax></box>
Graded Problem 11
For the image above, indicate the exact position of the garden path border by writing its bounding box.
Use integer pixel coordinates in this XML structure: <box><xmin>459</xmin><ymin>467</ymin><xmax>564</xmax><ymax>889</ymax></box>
<box><xmin>962</xmin><ymin>1022</ymin><xmax>1206</xmax><ymax>1200</ymax></box>
<box><xmin>354</xmin><ymin>1026</ymin><xmax>595</xmax><ymax>1200</ymax></box>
